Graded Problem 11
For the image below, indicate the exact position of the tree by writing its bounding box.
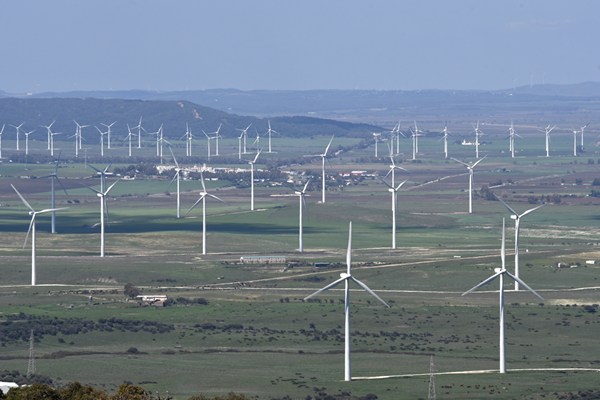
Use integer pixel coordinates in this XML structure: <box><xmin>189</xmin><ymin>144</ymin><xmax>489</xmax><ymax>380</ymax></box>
<box><xmin>4</xmin><ymin>383</ymin><xmax>60</xmax><ymax>400</ymax></box>
<box><xmin>57</xmin><ymin>382</ymin><xmax>109</xmax><ymax>400</ymax></box>
<box><xmin>110</xmin><ymin>384</ymin><xmax>152</xmax><ymax>400</ymax></box>
<box><xmin>123</xmin><ymin>283</ymin><xmax>140</xmax><ymax>299</ymax></box>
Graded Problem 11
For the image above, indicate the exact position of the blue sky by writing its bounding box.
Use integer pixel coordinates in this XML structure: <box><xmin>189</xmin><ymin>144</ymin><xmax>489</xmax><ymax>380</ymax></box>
<box><xmin>1</xmin><ymin>0</ymin><xmax>598</xmax><ymax>93</ymax></box>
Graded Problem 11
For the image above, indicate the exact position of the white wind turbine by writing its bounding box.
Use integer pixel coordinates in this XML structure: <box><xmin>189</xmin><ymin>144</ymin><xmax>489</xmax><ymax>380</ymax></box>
<box><xmin>384</xmin><ymin>155</ymin><xmax>407</xmax><ymax>189</ymax></box>
<box><xmin>40</xmin><ymin>156</ymin><xmax>69</xmax><ymax>234</ymax></box>
<box><xmin>395</xmin><ymin>121</ymin><xmax>404</xmax><ymax>155</ymax></box>
<box><xmin>372</xmin><ymin>132</ymin><xmax>381</xmax><ymax>158</ymax></box>
<box><xmin>40</xmin><ymin>121</ymin><xmax>55</xmax><ymax>151</ymax></box>
<box><xmin>88</xmin><ymin>164</ymin><xmax>113</xmax><ymax>193</ymax></box>
<box><xmin>202</xmin><ymin>129</ymin><xmax>214</xmax><ymax>160</ymax></box>
<box><xmin>312</xmin><ymin>135</ymin><xmax>335</xmax><ymax>204</ymax></box>
<box><xmin>571</xmin><ymin>128</ymin><xmax>578</xmax><ymax>157</ymax></box>
<box><xmin>101</xmin><ymin>121</ymin><xmax>116</xmax><ymax>149</ymax></box>
<box><xmin>411</xmin><ymin>121</ymin><xmax>423</xmax><ymax>160</ymax></box>
<box><xmin>23</xmin><ymin>129</ymin><xmax>35</xmax><ymax>156</ymax></box>
<box><xmin>73</xmin><ymin>120</ymin><xmax>89</xmax><ymax>157</ymax></box>
<box><xmin>248</xmin><ymin>150</ymin><xmax>262</xmax><ymax>211</ymax></box>
<box><xmin>49</xmin><ymin>131</ymin><xmax>61</xmax><ymax>157</ymax></box>
<box><xmin>204</xmin><ymin>124</ymin><xmax>222</xmax><ymax>157</ymax></box>
<box><xmin>495</xmin><ymin>195</ymin><xmax>544</xmax><ymax>291</ymax></box>
<box><xmin>11</xmin><ymin>184</ymin><xmax>67</xmax><ymax>285</ymax></box>
<box><xmin>507</xmin><ymin>122</ymin><xmax>521</xmax><ymax>158</ymax></box>
<box><xmin>451</xmin><ymin>156</ymin><xmax>486</xmax><ymax>214</ymax></box>
<box><xmin>541</xmin><ymin>125</ymin><xmax>556</xmax><ymax>157</ymax></box>
<box><xmin>0</xmin><ymin>124</ymin><xmax>4</xmax><ymax>159</ymax></box>
<box><xmin>11</xmin><ymin>122</ymin><xmax>24</xmax><ymax>151</ymax></box>
<box><xmin>133</xmin><ymin>116</ymin><xmax>144</xmax><ymax>148</ymax></box>
<box><xmin>266</xmin><ymin>120</ymin><xmax>278</xmax><ymax>153</ymax></box>
<box><xmin>463</xmin><ymin>218</ymin><xmax>543</xmax><ymax>374</ymax></box>
<box><xmin>168</xmin><ymin>147</ymin><xmax>189</xmax><ymax>218</ymax></box>
<box><xmin>95</xmin><ymin>126</ymin><xmax>108</xmax><ymax>157</ymax></box>
<box><xmin>124</xmin><ymin>124</ymin><xmax>135</xmax><ymax>157</ymax></box>
<box><xmin>236</xmin><ymin>123</ymin><xmax>252</xmax><ymax>156</ymax></box>
<box><xmin>474</xmin><ymin>121</ymin><xmax>483</xmax><ymax>159</ymax></box>
<box><xmin>187</xmin><ymin>172</ymin><xmax>224</xmax><ymax>255</ymax></box>
<box><xmin>579</xmin><ymin>122</ymin><xmax>590</xmax><ymax>149</ymax></box>
<box><xmin>441</xmin><ymin>125</ymin><xmax>450</xmax><ymax>159</ymax></box>
<box><xmin>88</xmin><ymin>180</ymin><xmax>119</xmax><ymax>257</ymax></box>
<box><xmin>295</xmin><ymin>180</ymin><xmax>310</xmax><ymax>252</ymax></box>
<box><xmin>304</xmin><ymin>222</ymin><xmax>390</xmax><ymax>382</ymax></box>
<box><xmin>181</xmin><ymin>123</ymin><xmax>193</xmax><ymax>157</ymax></box>
<box><xmin>382</xmin><ymin>179</ymin><xmax>408</xmax><ymax>249</ymax></box>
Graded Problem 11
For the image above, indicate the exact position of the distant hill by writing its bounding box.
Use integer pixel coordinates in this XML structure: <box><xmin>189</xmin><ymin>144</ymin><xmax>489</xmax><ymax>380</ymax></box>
<box><xmin>12</xmin><ymin>82</ymin><xmax>600</xmax><ymax>123</ymax></box>
<box><xmin>0</xmin><ymin>97</ymin><xmax>380</xmax><ymax>140</ymax></box>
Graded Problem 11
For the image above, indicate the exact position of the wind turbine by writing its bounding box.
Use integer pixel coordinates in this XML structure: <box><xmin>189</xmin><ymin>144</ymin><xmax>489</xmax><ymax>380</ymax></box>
<box><xmin>382</xmin><ymin>179</ymin><xmax>408</xmax><ymax>249</ymax></box>
<box><xmin>181</xmin><ymin>123</ymin><xmax>193</xmax><ymax>157</ymax></box>
<box><xmin>124</xmin><ymin>124</ymin><xmax>135</xmax><ymax>157</ymax></box>
<box><xmin>0</xmin><ymin>124</ymin><xmax>4</xmax><ymax>159</ymax></box>
<box><xmin>579</xmin><ymin>122</ymin><xmax>590</xmax><ymax>150</ymax></box>
<box><xmin>10</xmin><ymin>122</ymin><xmax>24</xmax><ymax>151</ymax></box>
<box><xmin>88</xmin><ymin>180</ymin><xmax>119</xmax><ymax>257</ymax></box>
<box><xmin>23</xmin><ymin>129</ymin><xmax>35</xmax><ymax>156</ymax></box>
<box><xmin>451</xmin><ymin>157</ymin><xmax>486</xmax><ymax>214</ymax></box>
<box><xmin>49</xmin><ymin>131</ymin><xmax>61</xmax><ymax>157</ymax></box>
<box><xmin>40</xmin><ymin>121</ymin><xmax>55</xmax><ymax>151</ymax></box>
<box><xmin>394</xmin><ymin>121</ymin><xmax>404</xmax><ymax>155</ymax></box>
<box><xmin>507</xmin><ymin>122</ymin><xmax>521</xmax><ymax>158</ymax></box>
<box><xmin>540</xmin><ymin>125</ymin><xmax>555</xmax><ymax>157</ymax></box>
<box><xmin>441</xmin><ymin>125</ymin><xmax>450</xmax><ymax>159</ymax></box>
<box><xmin>11</xmin><ymin>184</ymin><xmax>67</xmax><ymax>285</ymax></box>
<box><xmin>474</xmin><ymin>122</ymin><xmax>483</xmax><ymax>159</ymax></box>
<box><xmin>462</xmin><ymin>218</ymin><xmax>543</xmax><ymax>374</ymax></box>
<box><xmin>202</xmin><ymin>129</ymin><xmax>214</xmax><ymax>160</ymax></box>
<box><xmin>236</xmin><ymin>123</ymin><xmax>252</xmax><ymax>156</ymax></box>
<box><xmin>384</xmin><ymin>155</ymin><xmax>407</xmax><ymax>189</ymax></box>
<box><xmin>168</xmin><ymin>147</ymin><xmax>189</xmax><ymax>218</ymax></box>
<box><xmin>372</xmin><ymin>132</ymin><xmax>381</xmax><ymax>158</ymax></box>
<box><xmin>204</xmin><ymin>124</ymin><xmax>222</xmax><ymax>157</ymax></box>
<box><xmin>101</xmin><ymin>121</ymin><xmax>116</xmax><ymax>149</ymax></box>
<box><xmin>248</xmin><ymin>150</ymin><xmax>262</xmax><ymax>211</ymax></box>
<box><xmin>411</xmin><ymin>121</ymin><xmax>423</xmax><ymax>160</ymax></box>
<box><xmin>317</xmin><ymin>136</ymin><xmax>335</xmax><ymax>204</ymax></box>
<box><xmin>495</xmin><ymin>195</ymin><xmax>544</xmax><ymax>291</ymax></box>
<box><xmin>304</xmin><ymin>222</ymin><xmax>390</xmax><ymax>382</ymax></box>
<box><xmin>73</xmin><ymin>120</ymin><xmax>89</xmax><ymax>157</ymax></box>
<box><xmin>295</xmin><ymin>180</ymin><xmax>310</xmax><ymax>252</ymax></box>
<box><xmin>88</xmin><ymin>164</ymin><xmax>113</xmax><ymax>193</ymax></box>
<box><xmin>187</xmin><ymin>172</ymin><xmax>224</xmax><ymax>255</ymax></box>
<box><xmin>95</xmin><ymin>126</ymin><xmax>108</xmax><ymax>157</ymax></box>
<box><xmin>266</xmin><ymin>120</ymin><xmax>278</xmax><ymax>153</ymax></box>
<box><xmin>133</xmin><ymin>116</ymin><xmax>144</xmax><ymax>148</ymax></box>
<box><xmin>40</xmin><ymin>156</ymin><xmax>69</xmax><ymax>234</ymax></box>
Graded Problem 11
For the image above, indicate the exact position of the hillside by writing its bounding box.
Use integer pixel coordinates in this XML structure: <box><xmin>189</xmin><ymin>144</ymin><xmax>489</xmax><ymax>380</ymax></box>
<box><xmin>0</xmin><ymin>97</ymin><xmax>380</xmax><ymax>140</ymax></box>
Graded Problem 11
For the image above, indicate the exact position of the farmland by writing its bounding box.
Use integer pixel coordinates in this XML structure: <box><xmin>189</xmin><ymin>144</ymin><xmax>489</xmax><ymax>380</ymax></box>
<box><xmin>1</xmin><ymin>128</ymin><xmax>600</xmax><ymax>399</ymax></box>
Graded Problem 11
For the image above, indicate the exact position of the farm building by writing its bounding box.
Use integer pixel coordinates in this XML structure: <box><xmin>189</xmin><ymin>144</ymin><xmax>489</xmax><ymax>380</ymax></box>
<box><xmin>0</xmin><ymin>382</ymin><xmax>18</xmax><ymax>394</ymax></box>
<box><xmin>240</xmin><ymin>255</ymin><xmax>287</xmax><ymax>264</ymax></box>
<box><xmin>136</xmin><ymin>295</ymin><xmax>168</xmax><ymax>307</ymax></box>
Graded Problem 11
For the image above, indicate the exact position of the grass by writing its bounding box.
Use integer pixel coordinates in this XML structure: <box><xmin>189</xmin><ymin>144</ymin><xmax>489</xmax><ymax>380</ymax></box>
<box><xmin>1</xmin><ymin>136</ymin><xmax>600</xmax><ymax>399</ymax></box>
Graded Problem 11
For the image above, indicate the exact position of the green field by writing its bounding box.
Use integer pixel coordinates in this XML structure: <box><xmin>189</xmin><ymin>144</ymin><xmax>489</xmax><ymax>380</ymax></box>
<box><xmin>1</xmin><ymin>133</ymin><xmax>600</xmax><ymax>399</ymax></box>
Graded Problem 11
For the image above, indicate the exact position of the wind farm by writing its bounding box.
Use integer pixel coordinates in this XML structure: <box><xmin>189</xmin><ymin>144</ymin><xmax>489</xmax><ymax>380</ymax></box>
<box><xmin>1</xmin><ymin>95</ymin><xmax>600</xmax><ymax>399</ymax></box>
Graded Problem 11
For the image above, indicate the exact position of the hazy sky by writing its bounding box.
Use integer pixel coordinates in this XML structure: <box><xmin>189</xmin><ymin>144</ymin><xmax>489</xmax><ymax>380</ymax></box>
<box><xmin>1</xmin><ymin>0</ymin><xmax>598</xmax><ymax>93</ymax></box>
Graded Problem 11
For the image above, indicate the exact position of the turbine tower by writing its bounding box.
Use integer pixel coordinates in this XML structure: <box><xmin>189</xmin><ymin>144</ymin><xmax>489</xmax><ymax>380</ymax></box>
<box><xmin>124</xmin><ymin>124</ymin><xmax>135</xmax><ymax>157</ymax></box>
<box><xmin>372</xmin><ymin>132</ymin><xmax>381</xmax><ymax>158</ymax></box>
<box><xmin>318</xmin><ymin>136</ymin><xmax>335</xmax><ymax>203</ymax></box>
<box><xmin>441</xmin><ymin>125</ymin><xmax>450</xmax><ymax>159</ymax></box>
<box><xmin>572</xmin><ymin>128</ymin><xmax>578</xmax><ymax>157</ymax></box>
<box><xmin>463</xmin><ymin>218</ymin><xmax>543</xmax><ymax>373</ymax></box>
<box><xmin>295</xmin><ymin>180</ymin><xmax>310</xmax><ymax>252</ymax></box>
<box><xmin>495</xmin><ymin>195</ymin><xmax>544</xmax><ymax>291</ymax></box>
<box><xmin>304</xmin><ymin>222</ymin><xmax>390</xmax><ymax>382</ymax></box>
<box><xmin>266</xmin><ymin>120</ymin><xmax>278</xmax><ymax>153</ymax></box>
<box><xmin>101</xmin><ymin>121</ymin><xmax>116</xmax><ymax>149</ymax></box>
<box><xmin>382</xmin><ymin>179</ymin><xmax>407</xmax><ymax>249</ymax></box>
<box><xmin>187</xmin><ymin>172</ymin><xmax>224</xmax><ymax>255</ymax></box>
<box><xmin>474</xmin><ymin>121</ymin><xmax>483</xmax><ymax>159</ymax></box>
<box><xmin>27</xmin><ymin>329</ymin><xmax>35</xmax><ymax>378</ymax></box>
<box><xmin>11</xmin><ymin>122</ymin><xmax>24</xmax><ymax>151</ymax></box>
<box><xmin>168</xmin><ymin>147</ymin><xmax>189</xmax><ymax>218</ymax></box>
<box><xmin>248</xmin><ymin>150</ymin><xmax>262</xmax><ymax>211</ymax></box>
<box><xmin>452</xmin><ymin>157</ymin><xmax>486</xmax><ymax>214</ymax></box>
<box><xmin>133</xmin><ymin>116</ymin><xmax>144</xmax><ymax>148</ymax></box>
<box><xmin>23</xmin><ymin>129</ymin><xmax>35</xmax><ymax>156</ymax></box>
<box><xmin>88</xmin><ymin>180</ymin><xmax>119</xmax><ymax>257</ymax></box>
<box><xmin>0</xmin><ymin>124</ymin><xmax>4</xmax><ymax>159</ymax></box>
<box><xmin>411</xmin><ymin>121</ymin><xmax>423</xmax><ymax>160</ymax></box>
<box><xmin>40</xmin><ymin>156</ymin><xmax>69</xmax><ymax>234</ymax></box>
<box><xmin>11</xmin><ymin>184</ymin><xmax>67</xmax><ymax>285</ymax></box>
<box><xmin>580</xmin><ymin>122</ymin><xmax>590</xmax><ymax>150</ymax></box>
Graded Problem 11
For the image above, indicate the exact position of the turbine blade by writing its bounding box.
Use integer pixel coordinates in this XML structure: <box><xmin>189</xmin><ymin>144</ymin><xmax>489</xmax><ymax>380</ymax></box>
<box><xmin>200</xmin><ymin>171</ymin><xmax>207</xmax><ymax>193</ymax></box>
<box><xmin>37</xmin><ymin>207</ymin><xmax>69</xmax><ymax>214</ymax></box>
<box><xmin>520</xmin><ymin>204</ymin><xmax>545</xmax><ymax>218</ymax></box>
<box><xmin>350</xmin><ymin>277</ymin><xmax>390</xmax><ymax>307</ymax></box>
<box><xmin>169</xmin><ymin>146</ymin><xmax>179</xmax><ymax>168</ymax></box>
<box><xmin>494</xmin><ymin>194</ymin><xmax>517</xmax><ymax>216</ymax></box>
<box><xmin>471</xmin><ymin>156</ymin><xmax>486</xmax><ymax>168</ymax></box>
<box><xmin>462</xmin><ymin>271</ymin><xmax>503</xmax><ymax>296</ymax></box>
<box><xmin>304</xmin><ymin>276</ymin><xmax>347</xmax><ymax>301</ymax></box>
<box><xmin>186</xmin><ymin>194</ymin><xmax>206</xmax><ymax>215</ymax></box>
<box><xmin>23</xmin><ymin>215</ymin><xmax>35</xmax><ymax>248</ymax></box>
<box><xmin>302</xmin><ymin>179</ymin><xmax>311</xmax><ymax>193</ymax></box>
<box><xmin>504</xmin><ymin>271</ymin><xmax>544</xmax><ymax>301</ymax></box>
<box><xmin>104</xmin><ymin>179</ymin><xmax>120</xmax><ymax>196</ymax></box>
<box><xmin>324</xmin><ymin>135</ymin><xmax>334</xmax><ymax>156</ymax></box>
<box><xmin>451</xmin><ymin>157</ymin><xmax>469</xmax><ymax>168</ymax></box>
<box><xmin>11</xmin><ymin>184</ymin><xmax>35</xmax><ymax>212</ymax></box>
<box><xmin>207</xmin><ymin>193</ymin><xmax>224</xmax><ymax>203</ymax></box>
<box><xmin>346</xmin><ymin>221</ymin><xmax>352</xmax><ymax>274</ymax></box>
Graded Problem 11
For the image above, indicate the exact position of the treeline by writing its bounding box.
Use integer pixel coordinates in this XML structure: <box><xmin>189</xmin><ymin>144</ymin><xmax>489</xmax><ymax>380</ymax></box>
<box><xmin>0</xmin><ymin>313</ymin><xmax>174</xmax><ymax>345</ymax></box>
<box><xmin>0</xmin><ymin>382</ymin><xmax>252</xmax><ymax>400</ymax></box>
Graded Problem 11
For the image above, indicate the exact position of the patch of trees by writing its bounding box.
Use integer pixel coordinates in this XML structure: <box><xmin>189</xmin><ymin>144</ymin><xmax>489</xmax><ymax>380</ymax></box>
<box><xmin>0</xmin><ymin>382</ymin><xmax>254</xmax><ymax>400</ymax></box>
<box><xmin>113</xmin><ymin>163</ymin><xmax>158</xmax><ymax>178</ymax></box>
<box><xmin>164</xmin><ymin>297</ymin><xmax>209</xmax><ymax>306</ymax></box>
<box><xmin>0</xmin><ymin>313</ymin><xmax>174</xmax><ymax>346</ymax></box>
